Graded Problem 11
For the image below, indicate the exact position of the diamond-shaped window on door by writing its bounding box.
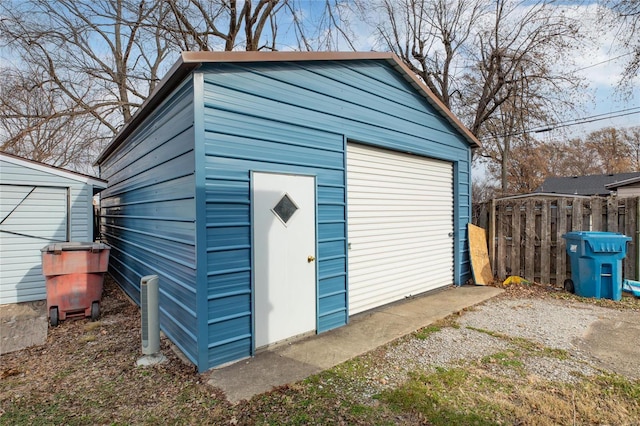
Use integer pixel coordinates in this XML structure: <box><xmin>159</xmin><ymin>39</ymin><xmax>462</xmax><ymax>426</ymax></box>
<box><xmin>272</xmin><ymin>193</ymin><xmax>299</xmax><ymax>224</ymax></box>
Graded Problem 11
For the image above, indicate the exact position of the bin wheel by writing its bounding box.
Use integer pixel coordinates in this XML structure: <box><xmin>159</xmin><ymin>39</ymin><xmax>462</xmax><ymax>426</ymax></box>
<box><xmin>564</xmin><ymin>279</ymin><xmax>575</xmax><ymax>294</ymax></box>
<box><xmin>49</xmin><ymin>307</ymin><xmax>59</xmax><ymax>327</ymax></box>
<box><xmin>91</xmin><ymin>302</ymin><xmax>100</xmax><ymax>321</ymax></box>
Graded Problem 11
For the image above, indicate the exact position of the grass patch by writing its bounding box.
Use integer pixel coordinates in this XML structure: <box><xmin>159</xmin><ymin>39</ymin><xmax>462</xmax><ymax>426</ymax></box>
<box><xmin>83</xmin><ymin>321</ymin><xmax>102</xmax><ymax>331</ymax></box>
<box><xmin>481</xmin><ymin>351</ymin><xmax>525</xmax><ymax>369</ymax></box>
<box><xmin>378</xmin><ymin>366</ymin><xmax>640</xmax><ymax>426</ymax></box>
<box><xmin>540</xmin><ymin>347</ymin><xmax>570</xmax><ymax>360</ymax></box>
<box><xmin>380</xmin><ymin>368</ymin><xmax>511</xmax><ymax>425</ymax></box>
<box><xmin>2</xmin><ymin>276</ymin><xmax>638</xmax><ymax>425</ymax></box>
<box><xmin>78</xmin><ymin>335</ymin><xmax>96</xmax><ymax>343</ymax></box>
<box><xmin>412</xmin><ymin>316</ymin><xmax>463</xmax><ymax>340</ymax></box>
<box><xmin>467</xmin><ymin>326</ymin><xmax>570</xmax><ymax>359</ymax></box>
<box><xmin>414</xmin><ymin>325</ymin><xmax>441</xmax><ymax>340</ymax></box>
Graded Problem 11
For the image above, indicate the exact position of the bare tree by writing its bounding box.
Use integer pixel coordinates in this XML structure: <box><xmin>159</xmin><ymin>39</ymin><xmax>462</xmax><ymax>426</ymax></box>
<box><xmin>0</xmin><ymin>0</ymin><xmax>174</xmax><ymax>171</ymax></box>
<box><xmin>471</xmin><ymin>176</ymin><xmax>499</xmax><ymax>203</ymax></box>
<box><xmin>487</xmin><ymin>126</ymin><xmax>640</xmax><ymax>195</ymax></box>
<box><xmin>0</xmin><ymin>0</ymin><xmax>360</xmax><ymax>172</ymax></box>
<box><xmin>362</xmin><ymin>0</ymin><xmax>486</xmax><ymax>109</ymax></box>
<box><xmin>163</xmin><ymin>0</ymin><xmax>287</xmax><ymax>51</ymax></box>
<box><xmin>607</xmin><ymin>0</ymin><xmax>640</xmax><ymax>88</ymax></box>
<box><xmin>466</xmin><ymin>1</ymin><xmax>582</xmax><ymax>134</ymax></box>
<box><xmin>0</xmin><ymin>69</ymin><xmax>105</xmax><ymax>172</ymax></box>
<box><xmin>361</xmin><ymin>0</ymin><xmax>585</xmax><ymax>193</ymax></box>
<box><xmin>286</xmin><ymin>0</ymin><xmax>362</xmax><ymax>51</ymax></box>
<box><xmin>1</xmin><ymin>0</ymin><xmax>172</xmax><ymax>126</ymax></box>
<box><xmin>584</xmin><ymin>127</ymin><xmax>635</xmax><ymax>172</ymax></box>
<box><xmin>625</xmin><ymin>126</ymin><xmax>640</xmax><ymax>168</ymax></box>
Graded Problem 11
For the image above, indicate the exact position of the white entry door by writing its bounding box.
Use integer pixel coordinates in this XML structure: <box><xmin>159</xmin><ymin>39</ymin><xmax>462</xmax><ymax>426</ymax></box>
<box><xmin>252</xmin><ymin>172</ymin><xmax>317</xmax><ymax>349</ymax></box>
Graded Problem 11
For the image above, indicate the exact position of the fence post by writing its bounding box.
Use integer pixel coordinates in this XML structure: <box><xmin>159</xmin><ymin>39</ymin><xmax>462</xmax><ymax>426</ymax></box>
<box><xmin>489</xmin><ymin>198</ymin><xmax>496</xmax><ymax>278</ymax></box>
<box><xmin>512</xmin><ymin>201</ymin><xmax>521</xmax><ymax>277</ymax></box>
<box><xmin>634</xmin><ymin>197</ymin><xmax>639</xmax><ymax>280</ymax></box>
<box><xmin>573</xmin><ymin>199</ymin><xmax>583</xmax><ymax>231</ymax></box>
<box><xmin>524</xmin><ymin>200</ymin><xmax>536</xmax><ymax>282</ymax></box>
<box><xmin>557</xmin><ymin>198</ymin><xmax>567</xmax><ymax>283</ymax></box>
<box><xmin>637</xmin><ymin>196</ymin><xmax>640</xmax><ymax>280</ymax></box>
<box><xmin>496</xmin><ymin>200</ymin><xmax>506</xmax><ymax>280</ymax></box>
<box><xmin>607</xmin><ymin>196</ymin><xmax>618</xmax><ymax>231</ymax></box>
<box><xmin>591</xmin><ymin>196</ymin><xmax>602</xmax><ymax>230</ymax></box>
<box><xmin>540</xmin><ymin>199</ymin><xmax>550</xmax><ymax>284</ymax></box>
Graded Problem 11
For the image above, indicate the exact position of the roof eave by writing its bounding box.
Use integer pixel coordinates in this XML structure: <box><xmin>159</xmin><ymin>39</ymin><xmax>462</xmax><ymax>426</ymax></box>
<box><xmin>1</xmin><ymin>151</ymin><xmax>107</xmax><ymax>188</ymax></box>
<box><xmin>605</xmin><ymin>175</ymin><xmax>640</xmax><ymax>189</ymax></box>
<box><xmin>94</xmin><ymin>55</ymin><xmax>200</xmax><ymax>166</ymax></box>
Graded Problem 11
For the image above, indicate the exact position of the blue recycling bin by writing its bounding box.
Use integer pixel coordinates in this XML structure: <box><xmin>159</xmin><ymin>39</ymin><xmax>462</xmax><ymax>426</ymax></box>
<box><xmin>562</xmin><ymin>231</ymin><xmax>631</xmax><ymax>301</ymax></box>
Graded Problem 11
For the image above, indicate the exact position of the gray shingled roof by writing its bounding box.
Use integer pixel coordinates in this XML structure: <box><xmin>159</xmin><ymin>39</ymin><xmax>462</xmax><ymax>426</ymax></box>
<box><xmin>534</xmin><ymin>172</ymin><xmax>640</xmax><ymax>196</ymax></box>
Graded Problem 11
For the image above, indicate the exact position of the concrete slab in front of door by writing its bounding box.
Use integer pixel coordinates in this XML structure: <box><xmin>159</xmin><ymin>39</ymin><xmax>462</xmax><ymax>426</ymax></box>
<box><xmin>206</xmin><ymin>284</ymin><xmax>503</xmax><ymax>403</ymax></box>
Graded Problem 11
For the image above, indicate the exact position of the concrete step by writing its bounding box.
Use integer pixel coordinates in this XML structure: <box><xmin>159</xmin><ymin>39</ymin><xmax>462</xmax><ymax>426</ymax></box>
<box><xmin>0</xmin><ymin>300</ymin><xmax>48</xmax><ymax>355</ymax></box>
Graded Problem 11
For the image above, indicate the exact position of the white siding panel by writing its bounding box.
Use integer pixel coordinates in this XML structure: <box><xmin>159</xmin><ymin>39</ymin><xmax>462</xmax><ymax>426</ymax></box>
<box><xmin>0</xmin><ymin>185</ymin><xmax>68</xmax><ymax>304</ymax></box>
<box><xmin>347</xmin><ymin>143</ymin><xmax>454</xmax><ymax>315</ymax></box>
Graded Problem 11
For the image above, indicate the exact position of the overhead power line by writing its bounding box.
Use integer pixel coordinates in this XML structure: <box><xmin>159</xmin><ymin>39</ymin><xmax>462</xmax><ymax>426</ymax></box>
<box><xmin>531</xmin><ymin>107</ymin><xmax>640</xmax><ymax>133</ymax></box>
<box><xmin>572</xmin><ymin>52</ymin><xmax>634</xmax><ymax>72</ymax></box>
<box><xmin>481</xmin><ymin>107</ymin><xmax>640</xmax><ymax>141</ymax></box>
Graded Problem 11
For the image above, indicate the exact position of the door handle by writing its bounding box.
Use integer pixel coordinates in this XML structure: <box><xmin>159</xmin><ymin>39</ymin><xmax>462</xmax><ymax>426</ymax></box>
<box><xmin>308</xmin><ymin>255</ymin><xmax>316</xmax><ymax>263</ymax></box>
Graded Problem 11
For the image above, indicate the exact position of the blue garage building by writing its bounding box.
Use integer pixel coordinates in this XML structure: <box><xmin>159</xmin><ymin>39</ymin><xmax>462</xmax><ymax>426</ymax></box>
<box><xmin>95</xmin><ymin>51</ymin><xmax>480</xmax><ymax>372</ymax></box>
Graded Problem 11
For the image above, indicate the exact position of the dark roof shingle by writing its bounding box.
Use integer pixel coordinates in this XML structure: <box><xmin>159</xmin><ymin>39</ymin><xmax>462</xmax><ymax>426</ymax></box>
<box><xmin>534</xmin><ymin>172</ymin><xmax>640</xmax><ymax>196</ymax></box>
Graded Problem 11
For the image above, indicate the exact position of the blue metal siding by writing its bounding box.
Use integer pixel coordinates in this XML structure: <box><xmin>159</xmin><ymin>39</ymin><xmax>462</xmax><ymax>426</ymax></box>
<box><xmin>199</xmin><ymin>59</ymin><xmax>472</xmax><ymax>369</ymax></box>
<box><xmin>99</xmin><ymin>78</ymin><xmax>199</xmax><ymax>365</ymax></box>
<box><xmin>202</xmin><ymin>77</ymin><xmax>348</xmax><ymax>365</ymax></box>
<box><xmin>100</xmin><ymin>58</ymin><xmax>473</xmax><ymax>372</ymax></box>
<box><xmin>457</xmin><ymin>152</ymin><xmax>473</xmax><ymax>283</ymax></box>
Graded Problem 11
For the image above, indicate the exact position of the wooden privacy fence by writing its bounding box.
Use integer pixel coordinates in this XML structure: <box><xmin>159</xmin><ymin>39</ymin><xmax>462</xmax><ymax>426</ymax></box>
<box><xmin>472</xmin><ymin>196</ymin><xmax>640</xmax><ymax>285</ymax></box>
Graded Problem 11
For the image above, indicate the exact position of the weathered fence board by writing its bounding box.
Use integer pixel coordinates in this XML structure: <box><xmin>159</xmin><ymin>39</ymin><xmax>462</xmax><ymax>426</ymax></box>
<box><xmin>472</xmin><ymin>196</ymin><xmax>639</xmax><ymax>285</ymax></box>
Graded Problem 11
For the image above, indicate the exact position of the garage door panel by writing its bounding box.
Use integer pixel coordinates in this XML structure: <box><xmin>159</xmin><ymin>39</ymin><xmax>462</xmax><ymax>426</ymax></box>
<box><xmin>348</xmin><ymin>175</ymin><xmax>450</xmax><ymax>188</ymax></box>
<box><xmin>349</xmin><ymin>247</ymin><xmax>453</xmax><ymax>270</ymax></box>
<box><xmin>349</xmin><ymin>275</ymin><xmax>451</xmax><ymax>310</ymax></box>
<box><xmin>347</xmin><ymin>143</ymin><xmax>453</xmax><ymax>315</ymax></box>
<box><xmin>351</xmin><ymin>266</ymin><xmax>454</xmax><ymax>286</ymax></box>
<box><xmin>350</xmin><ymin>238</ymin><xmax>452</xmax><ymax>254</ymax></box>
<box><xmin>348</xmin><ymin>217</ymin><xmax>452</xmax><ymax>227</ymax></box>
<box><xmin>350</xmin><ymin>151</ymin><xmax>447</xmax><ymax>168</ymax></box>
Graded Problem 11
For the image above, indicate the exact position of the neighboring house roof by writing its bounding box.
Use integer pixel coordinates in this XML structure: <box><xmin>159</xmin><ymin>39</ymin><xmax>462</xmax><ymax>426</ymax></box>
<box><xmin>605</xmin><ymin>175</ymin><xmax>640</xmax><ymax>190</ymax></box>
<box><xmin>0</xmin><ymin>151</ymin><xmax>107</xmax><ymax>189</ymax></box>
<box><xmin>534</xmin><ymin>172</ymin><xmax>640</xmax><ymax>196</ymax></box>
<box><xmin>96</xmin><ymin>51</ymin><xmax>481</xmax><ymax>165</ymax></box>
<box><xmin>496</xmin><ymin>192</ymin><xmax>592</xmax><ymax>201</ymax></box>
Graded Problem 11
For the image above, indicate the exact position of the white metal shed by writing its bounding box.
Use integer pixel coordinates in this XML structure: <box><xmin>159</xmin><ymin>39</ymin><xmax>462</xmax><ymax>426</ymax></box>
<box><xmin>0</xmin><ymin>152</ymin><xmax>107</xmax><ymax>304</ymax></box>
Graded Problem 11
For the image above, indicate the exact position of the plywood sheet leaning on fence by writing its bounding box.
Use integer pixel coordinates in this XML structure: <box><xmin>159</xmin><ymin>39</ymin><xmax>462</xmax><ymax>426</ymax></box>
<box><xmin>468</xmin><ymin>223</ymin><xmax>493</xmax><ymax>285</ymax></box>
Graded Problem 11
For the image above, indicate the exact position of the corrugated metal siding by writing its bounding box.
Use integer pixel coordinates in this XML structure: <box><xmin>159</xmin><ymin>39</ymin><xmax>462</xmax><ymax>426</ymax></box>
<box><xmin>0</xmin><ymin>159</ymin><xmax>95</xmax><ymax>304</ymax></box>
<box><xmin>347</xmin><ymin>143</ymin><xmax>454</xmax><ymax>314</ymax></box>
<box><xmin>99</xmin><ymin>79</ymin><xmax>199</xmax><ymax>364</ymax></box>
<box><xmin>202</xmin><ymin>85</ymin><xmax>347</xmax><ymax>366</ymax></box>
<box><xmin>200</xmin><ymin>59</ymin><xmax>472</xmax><ymax>369</ymax></box>
<box><xmin>99</xmin><ymin>58</ymin><xmax>473</xmax><ymax>371</ymax></box>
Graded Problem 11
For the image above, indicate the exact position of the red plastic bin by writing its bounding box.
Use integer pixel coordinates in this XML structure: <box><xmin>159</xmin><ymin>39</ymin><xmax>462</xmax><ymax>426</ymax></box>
<box><xmin>41</xmin><ymin>242</ymin><xmax>110</xmax><ymax>326</ymax></box>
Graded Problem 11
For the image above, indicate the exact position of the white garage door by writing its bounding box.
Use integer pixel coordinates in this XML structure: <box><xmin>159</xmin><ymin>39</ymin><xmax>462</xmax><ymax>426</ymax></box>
<box><xmin>347</xmin><ymin>143</ymin><xmax>454</xmax><ymax>315</ymax></box>
<box><xmin>0</xmin><ymin>185</ymin><xmax>68</xmax><ymax>304</ymax></box>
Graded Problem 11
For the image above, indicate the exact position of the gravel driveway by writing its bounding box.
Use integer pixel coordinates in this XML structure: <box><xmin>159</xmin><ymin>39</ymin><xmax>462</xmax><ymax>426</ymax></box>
<box><xmin>349</xmin><ymin>290</ymin><xmax>640</xmax><ymax>399</ymax></box>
